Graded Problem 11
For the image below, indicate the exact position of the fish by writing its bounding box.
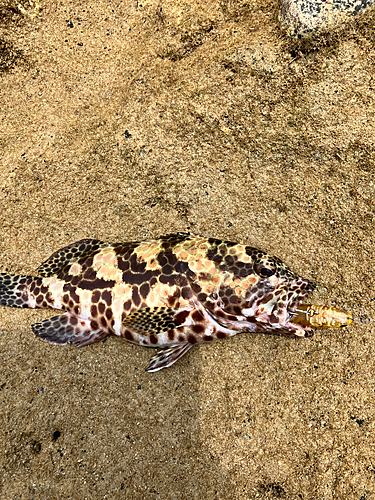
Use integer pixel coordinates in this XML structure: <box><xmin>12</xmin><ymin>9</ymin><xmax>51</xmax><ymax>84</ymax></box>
<box><xmin>0</xmin><ymin>233</ymin><xmax>331</xmax><ymax>372</ymax></box>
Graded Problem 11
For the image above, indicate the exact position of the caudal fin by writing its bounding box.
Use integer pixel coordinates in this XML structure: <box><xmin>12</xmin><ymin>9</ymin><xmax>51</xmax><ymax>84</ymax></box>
<box><xmin>0</xmin><ymin>273</ymin><xmax>38</xmax><ymax>308</ymax></box>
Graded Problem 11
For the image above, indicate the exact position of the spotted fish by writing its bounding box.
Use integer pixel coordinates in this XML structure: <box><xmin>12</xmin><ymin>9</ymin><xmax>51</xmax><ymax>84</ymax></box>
<box><xmin>0</xmin><ymin>233</ymin><xmax>319</xmax><ymax>372</ymax></box>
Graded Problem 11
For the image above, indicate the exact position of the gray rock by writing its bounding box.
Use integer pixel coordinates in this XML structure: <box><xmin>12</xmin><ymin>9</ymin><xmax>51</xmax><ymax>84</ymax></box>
<box><xmin>279</xmin><ymin>0</ymin><xmax>374</xmax><ymax>37</ymax></box>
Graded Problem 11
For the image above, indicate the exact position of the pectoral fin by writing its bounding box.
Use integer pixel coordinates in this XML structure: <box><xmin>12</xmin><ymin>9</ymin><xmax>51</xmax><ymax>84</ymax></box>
<box><xmin>122</xmin><ymin>306</ymin><xmax>188</xmax><ymax>336</ymax></box>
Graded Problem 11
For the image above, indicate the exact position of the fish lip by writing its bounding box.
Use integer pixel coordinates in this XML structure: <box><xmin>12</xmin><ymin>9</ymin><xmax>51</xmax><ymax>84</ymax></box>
<box><xmin>279</xmin><ymin>281</ymin><xmax>315</xmax><ymax>333</ymax></box>
<box><xmin>287</xmin><ymin>280</ymin><xmax>316</xmax><ymax>313</ymax></box>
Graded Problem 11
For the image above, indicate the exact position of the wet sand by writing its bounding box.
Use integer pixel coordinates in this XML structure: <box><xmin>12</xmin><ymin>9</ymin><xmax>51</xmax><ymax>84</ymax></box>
<box><xmin>0</xmin><ymin>0</ymin><xmax>374</xmax><ymax>498</ymax></box>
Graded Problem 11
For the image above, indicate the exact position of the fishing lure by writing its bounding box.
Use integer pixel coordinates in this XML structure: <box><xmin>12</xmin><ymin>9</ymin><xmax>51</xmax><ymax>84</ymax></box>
<box><xmin>291</xmin><ymin>304</ymin><xmax>372</xmax><ymax>328</ymax></box>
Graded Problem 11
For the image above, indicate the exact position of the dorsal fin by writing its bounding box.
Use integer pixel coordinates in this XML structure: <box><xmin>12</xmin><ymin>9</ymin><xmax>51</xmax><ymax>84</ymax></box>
<box><xmin>37</xmin><ymin>239</ymin><xmax>106</xmax><ymax>277</ymax></box>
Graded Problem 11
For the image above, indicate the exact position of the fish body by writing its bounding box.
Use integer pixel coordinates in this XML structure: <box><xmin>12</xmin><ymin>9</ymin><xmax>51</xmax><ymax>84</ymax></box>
<box><xmin>0</xmin><ymin>233</ymin><xmax>316</xmax><ymax>371</ymax></box>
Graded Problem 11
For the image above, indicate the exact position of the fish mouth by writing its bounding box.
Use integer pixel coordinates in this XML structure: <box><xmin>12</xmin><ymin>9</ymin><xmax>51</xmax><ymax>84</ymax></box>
<box><xmin>245</xmin><ymin>278</ymin><xmax>316</xmax><ymax>336</ymax></box>
<box><xmin>281</xmin><ymin>279</ymin><xmax>316</xmax><ymax>336</ymax></box>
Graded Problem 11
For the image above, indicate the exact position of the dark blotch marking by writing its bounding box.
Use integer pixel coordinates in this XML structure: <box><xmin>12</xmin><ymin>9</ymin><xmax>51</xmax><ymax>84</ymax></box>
<box><xmin>36</xmin><ymin>295</ymin><xmax>44</xmax><ymax>304</ymax></box>
<box><xmin>83</xmin><ymin>267</ymin><xmax>97</xmax><ymax>281</ymax></box>
<box><xmin>41</xmin><ymin>285</ymin><xmax>49</xmax><ymax>294</ymax></box>
<box><xmin>262</xmin><ymin>293</ymin><xmax>274</xmax><ymax>304</ymax></box>
<box><xmin>225</xmin><ymin>255</ymin><xmax>234</xmax><ymax>266</ymax></box>
<box><xmin>178</xmin><ymin>335</ymin><xmax>185</xmax><ymax>342</ymax></box>
<box><xmin>98</xmin><ymin>302</ymin><xmax>105</xmax><ymax>314</ymax></box>
<box><xmin>203</xmin><ymin>335</ymin><xmax>214</xmax><ymax>341</ymax></box>
<box><xmin>130</xmin><ymin>253</ymin><xmax>146</xmax><ymax>273</ymax></box>
<box><xmin>122</xmin><ymin>269</ymin><xmax>160</xmax><ymax>286</ymax></box>
<box><xmin>188</xmin><ymin>335</ymin><xmax>197</xmax><ymax>344</ymax></box>
<box><xmin>123</xmin><ymin>300</ymin><xmax>132</xmax><ymax>311</ymax></box>
<box><xmin>149</xmin><ymin>334</ymin><xmax>158</xmax><ymax>345</ymax></box>
<box><xmin>62</xmin><ymin>284</ymin><xmax>80</xmax><ymax>304</ymax></box>
<box><xmin>174</xmin><ymin>310</ymin><xmax>190</xmax><ymax>325</ymax></box>
<box><xmin>79</xmin><ymin>278</ymin><xmax>116</xmax><ymax>290</ymax></box>
<box><xmin>149</xmin><ymin>276</ymin><xmax>158</xmax><ymax>287</ymax></box>
<box><xmin>239</xmin><ymin>267</ymin><xmax>253</xmax><ymax>278</ymax></box>
<box><xmin>230</xmin><ymin>295</ymin><xmax>241</xmax><ymax>304</ymax></box>
<box><xmin>46</xmin><ymin>292</ymin><xmax>54</xmax><ymax>304</ymax></box>
<box><xmin>34</xmin><ymin>287</ymin><xmax>40</xmax><ymax>296</ymax></box>
<box><xmin>217</xmin><ymin>331</ymin><xmax>227</xmax><ymax>339</ymax></box>
<box><xmin>270</xmin><ymin>313</ymin><xmax>279</xmax><ymax>324</ymax></box>
<box><xmin>124</xmin><ymin>329</ymin><xmax>134</xmax><ymax>341</ymax></box>
<box><xmin>70</xmin><ymin>316</ymin><xmax>78</xmax><ymax>325</ymax></box>
<box><xmin>192</xmin><ymin>310</ymin><xmax>204</xmax><ymax>322</ymax></box>
<box><xmin>117</xmin><ymin>256</ymin><xmax>130</xmax><ymax>272</ymax></box>
<box><xmin>159</xmin><ymin>274</ymin><xmax>180</xmax><ymax>286</ymax></box>
<box><xmin>91</xmin><ymin>305</ymin><xmax>98</xmax><ymax>317</ymax></box>
<box><xmin>91</xmin><ymin>290</ymin><xmax>101</xmax><ymax>303</ymax></box>
<box><xmin>132</xmin><ymin>287</ymin><xmax>141</xmax><ymax>308</ymax></box>
<box><xmin>167</xmin><ymin>330</ymin><xmax>175</xmax><ymax>341</ymax></box>
<box><xmin>105</xmin><ymin>308</ymin><xmax>113</xmax><ymax>320</ymax></box>
<box><xmin>162</xmin><ymin>264</ymin><xmax>173</xmax><ymax>275</ymax></box>
<box><xmin>201</xmin><ymin>271</ymin><xmax>213</xmax><ymax>283</ymax></box>
<box><xmin>192</xmin><ymin>324</ymin><xmax>205</xmax><ymax>334</ymax></box>
<box><xmin>91</xmin><ymin>320</ymin><xmax>99</xmax><ymax>330</ymax></box>
<box><xmin>181</xmin><ymin>286</ymin><xmax>193</xmax><ymax>300</ymax></box>
<box><xmin>207</xmin><ymin>251</ymin><xmax>223</xmax><ymax>263</ymax></box>
<box><xmin>100</xmin><ymin>317</ymin><xmax>107</xmax><ymax>328</ymax></box>
<box><xmin>166</xmin><ymin>250</ymin><xmax>179</xmax><ymax>266</ymax></box>
<box><xmin>157</xmin><ymin>252</ymin><xmax>168</xmax><ymax>267</ymax></box>
<box><xmin>102</xmin><ymin>290</ymin><xmax>112</xmax><ymax>305</ymax></box>
<box><xmin>197</xmin><ymin>292</ymin><xmax>207</xmax><ymax>303</ymax></box>
<box><xmin>191</xmin><ymin>282</ymin><xmax>202</xmax><ymax>294</ymax></box>
<box><xmin>139</xmin><ymin>282</ymin><xmax>150</xmax><ymax>299</ymax></box>
<box><xmin>82</xmin><ymin>257</ymin><xmax>94</xmax><ymax>268</ymax></box>
<box><xmin>185</xmin><ymin>268</ymin><xmax>197</xmax><ymax>282</ymax></box>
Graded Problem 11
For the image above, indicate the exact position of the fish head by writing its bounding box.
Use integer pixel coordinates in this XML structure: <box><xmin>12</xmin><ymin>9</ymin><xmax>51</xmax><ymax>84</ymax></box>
<box><xmin>209</xmin><ymin>246</ymin><xmax>316</xmax><ymax>336</ymax></box>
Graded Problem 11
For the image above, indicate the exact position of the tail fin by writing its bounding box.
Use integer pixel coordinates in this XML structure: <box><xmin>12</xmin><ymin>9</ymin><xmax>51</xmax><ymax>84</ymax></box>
<box><xmin>0</xmin><ymin>273</ymin><xmax>40</xmax><ymax>308</ymax></box>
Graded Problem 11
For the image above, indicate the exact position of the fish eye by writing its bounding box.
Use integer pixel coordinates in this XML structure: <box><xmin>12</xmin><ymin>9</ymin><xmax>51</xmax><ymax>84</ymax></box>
<box><xmin>254</xmin><ymin>261</ymin><xmax>275</xmax><ymax>277</ymax></box>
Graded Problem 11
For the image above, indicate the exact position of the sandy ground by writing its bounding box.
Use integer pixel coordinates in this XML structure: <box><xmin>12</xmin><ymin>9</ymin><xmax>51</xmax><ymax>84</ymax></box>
<box><xmin>0</xmin><ymin>0</ymin><xmax>375</xmax><ymax>498</ymax></box>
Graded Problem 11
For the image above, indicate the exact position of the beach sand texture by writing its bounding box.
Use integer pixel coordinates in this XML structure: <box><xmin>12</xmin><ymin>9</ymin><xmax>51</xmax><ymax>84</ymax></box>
<box><xmin>0</xmin><ymin>1</ymin><xmax>375</xmax><ymax>498</ymax></box>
